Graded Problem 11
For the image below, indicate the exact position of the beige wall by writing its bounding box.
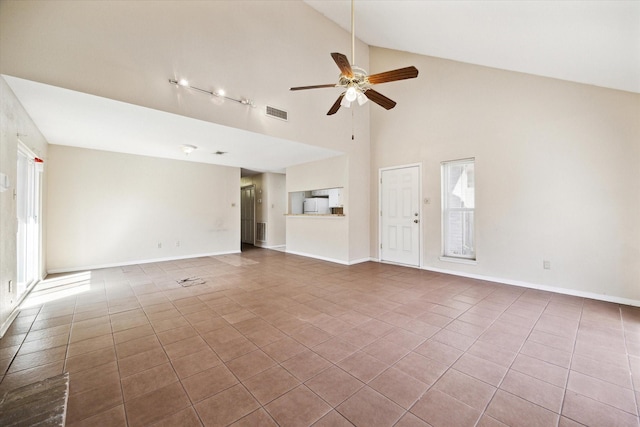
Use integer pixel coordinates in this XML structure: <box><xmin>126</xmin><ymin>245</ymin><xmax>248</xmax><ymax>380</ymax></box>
<box><xmin>348</xmin><ymin>121</ymin><xmax>372</xmax><ymax>262</ymax></box>
<box><xmin>370</xmin><ymin>47</ymin><xmax>640</xmax><ymax>303</ymax></box>
<box><xmin>47</xmin><ymin>146</ymin><xmax>240</xmax><ymax>272</ymax></box>
<box><xmin>287</xmin><ymin>155</ymin><xmax>350</xmax><ymax>263</ymax></box>
<box><xmin>0</xmin><ymin>77</ymin><xmax>49</xmax><ymax>334</ymax></box>
<box><xmin>265</xmin><ymin>173</ymin><xmax>287</xmax><ymax>248</ymax></box>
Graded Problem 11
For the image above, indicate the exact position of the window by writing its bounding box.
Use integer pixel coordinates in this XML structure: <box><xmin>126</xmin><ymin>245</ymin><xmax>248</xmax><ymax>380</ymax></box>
<box><xmin>442</xmin><ymin>158</ymin><xmax>475</xmax><ymax>260</ymax></box>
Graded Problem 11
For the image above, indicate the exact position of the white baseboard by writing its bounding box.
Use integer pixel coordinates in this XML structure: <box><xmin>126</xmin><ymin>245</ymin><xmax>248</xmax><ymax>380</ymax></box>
<box><xmin>46</xmin><ymin>250</ymin><xmax>241</xmax><ymax>274</ymax></box>
<box><xmin>260</xmin><ymin>244</ymin><xmax>286</xmax><ymax>250</ymax></box>
<box><xmin>421</xmin><ymin>265</ymin><xmax>640</xmax><ymax>308</ymax></box>
<box><xmin>285</xmin><ymin>250</ymin><xmax>351</xmax><ymax>265</ymax></box>
<box><xmin>0</xmin><ymin>276</ymin><xmax>44</xmax><ymax>338</ymax></box>
<box><xmin>0</xmin><ymin>308</ymin><xmax>20</xmax><ymax>339</ymax></box>
<box><xmin>285</xmin><ymin>250</ymin><xmax>374</xmax><ymax>266</ymax></box>
<box><xmin>348</xmin><ymin>257</ymin><xmax>374</xmax><ymax>265</ymax></box>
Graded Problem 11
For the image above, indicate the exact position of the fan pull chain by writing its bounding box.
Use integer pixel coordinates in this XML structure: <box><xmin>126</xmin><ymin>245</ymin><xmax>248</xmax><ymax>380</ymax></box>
<box><xmin>352</xmin><ymin>108</ymin><xmax>355</xmax><ymax>140</ymax></box>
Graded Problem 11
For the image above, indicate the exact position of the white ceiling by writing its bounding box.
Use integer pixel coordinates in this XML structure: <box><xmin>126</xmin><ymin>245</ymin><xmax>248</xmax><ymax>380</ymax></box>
<box><xmin>305</xmin><ymin>0</ymin><xmax>640</xmax><ymax>94</ymax></box>
<box><xmin>4</xmin><ymin>76</ymin><xmax>342</xmax><ymax>174</ymax></box>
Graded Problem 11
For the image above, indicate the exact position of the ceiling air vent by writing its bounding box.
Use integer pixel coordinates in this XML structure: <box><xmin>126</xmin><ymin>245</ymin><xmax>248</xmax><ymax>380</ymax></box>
<box><xmin>266</xmin><ymin>106</ymin><xmax>288</xmax><ymax>121</ymax></box>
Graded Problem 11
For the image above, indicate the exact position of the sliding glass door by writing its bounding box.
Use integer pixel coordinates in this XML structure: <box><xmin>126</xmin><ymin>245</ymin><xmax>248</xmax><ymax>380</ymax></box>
<box><xmin>16</xmin><ymin>144</ymin><xmax>42</xmax><ymax>298</ymax></box>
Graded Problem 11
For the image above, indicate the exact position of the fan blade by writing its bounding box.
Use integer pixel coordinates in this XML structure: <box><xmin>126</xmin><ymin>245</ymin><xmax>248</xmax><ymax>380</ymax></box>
<box><xmin>331</xmin><ymin>52</ymin><xmax>353</xmax><ymax>78</ymax></box>
<box><xmin>290</xmin><ymin>84</ymin><xmax>336</xmax><ymax>91</ymax></box>
<box><xmin>364</xmin><ymin>89</ymin><xmax>397</xmax><ymax>110</ymax></box>
<box><xmin>327</xmin><ymin>94</ymin><xmax>344</xmax><ymax>115</ymax></box>
<box><xmin>367</xmin><ymin>66</ymin><xmax>419</xmax><ymax>85</ymax></box>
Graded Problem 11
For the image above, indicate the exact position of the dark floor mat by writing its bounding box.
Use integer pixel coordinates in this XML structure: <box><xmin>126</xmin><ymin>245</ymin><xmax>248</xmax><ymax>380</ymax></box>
<box><xmin>0</xmin><ymin>372</ymin><xmax>69</xmax><ymax>426</ymax></box>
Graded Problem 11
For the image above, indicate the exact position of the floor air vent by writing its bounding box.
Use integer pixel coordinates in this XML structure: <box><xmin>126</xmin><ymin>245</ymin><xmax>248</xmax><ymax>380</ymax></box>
<box><xmin>266</xmin><ymin>106</ymin><xmax>288</xmax><ymax>121</ymax></box>
<box><xmin>256</xmin><ymin>222</ymin><xmax>267</xmax><ymax>242</ymax></box>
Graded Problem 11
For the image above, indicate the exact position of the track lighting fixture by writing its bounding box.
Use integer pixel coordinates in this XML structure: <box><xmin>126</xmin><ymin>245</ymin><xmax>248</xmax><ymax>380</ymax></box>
<box><xmin>169</xmin><ymin>79</ymin><xmax>254</xmax><ymax>107</ymax></box>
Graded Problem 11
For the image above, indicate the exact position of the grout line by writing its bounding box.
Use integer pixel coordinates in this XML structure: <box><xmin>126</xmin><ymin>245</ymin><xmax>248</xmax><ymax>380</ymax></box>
<box><xmin>620</xmin><ymin>306</ymin><xmax>640</xmax><ymax>420</ymax></box>
<box><xmin>558</xmin><ymin>298</ymin><xmax>585</xmax><ymax>426</ymax></box>
<box><xmin>0</xmin><ymin>305</ymin><xmax>42</xmax><ymax>387</ymax></box>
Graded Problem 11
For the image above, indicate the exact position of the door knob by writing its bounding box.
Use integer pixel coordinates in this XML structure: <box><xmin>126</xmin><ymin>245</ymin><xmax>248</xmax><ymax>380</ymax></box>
<box><xmin>414</xmin><ymin>219</ymin><xmax>419</xmax><ymax>223</ymax></box>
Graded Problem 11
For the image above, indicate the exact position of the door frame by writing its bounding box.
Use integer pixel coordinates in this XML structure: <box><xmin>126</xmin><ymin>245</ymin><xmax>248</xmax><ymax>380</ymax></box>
<box><xmin>378</xmin><ymin>163</ymin><xmax>423</xmax><ymax>268</ymax></box>
<box><xmin>240</xmin><ymin>184</ymin><xmax>256</xmax><ymax>246</ymax></box>
<box><xmin>16</xmin><ymin>140</ymin><xmax>43</xmax><ymax>300</ymax></box>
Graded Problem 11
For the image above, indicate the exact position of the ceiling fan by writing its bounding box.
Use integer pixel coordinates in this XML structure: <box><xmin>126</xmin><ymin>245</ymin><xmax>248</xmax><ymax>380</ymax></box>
<box><xmin>290</xmin><ymin>0</ymin><xmax>419</xmax><ymax>115</ymax></box>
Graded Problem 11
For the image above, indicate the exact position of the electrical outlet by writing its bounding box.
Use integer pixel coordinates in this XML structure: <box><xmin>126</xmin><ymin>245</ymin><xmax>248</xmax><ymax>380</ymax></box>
<box><xmin>157</xmin><ymin>242</ymin><xmax>162</xmax><ymax>249</ymax></box>
<box><xmin>175</xmin><ymin>240</ymin><xmax>180</xmax><ymax>247</ymax></box>
<box><xmin>543</xmin><ymin>260</ymin><xmax>551</xmax><ymax>270</ymax></box>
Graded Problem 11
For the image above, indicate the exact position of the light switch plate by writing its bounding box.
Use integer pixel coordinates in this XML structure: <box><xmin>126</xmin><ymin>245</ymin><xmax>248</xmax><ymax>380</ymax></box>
<box><xmin>0</xmin><ymin>173</ymin><xmax>9</xmax><ymax>192</ymax></box>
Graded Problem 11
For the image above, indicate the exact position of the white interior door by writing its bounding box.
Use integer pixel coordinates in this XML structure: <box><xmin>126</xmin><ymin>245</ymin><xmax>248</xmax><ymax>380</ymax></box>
<box><xmin>380</xmin><ymin>166</ymin><xmax>420</xmax><ymax>266</ymax></box>
<box><xmin>240</xmin><ymin>186</ymin><xmax>255</xmax><ymax>245</ymax></box>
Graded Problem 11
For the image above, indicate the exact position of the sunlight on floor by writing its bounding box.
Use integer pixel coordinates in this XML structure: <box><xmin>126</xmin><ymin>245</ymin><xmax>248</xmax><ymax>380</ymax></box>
<box><xmin>20</xmin><ymin>271</ymin><xmax>92</xmax><ymax>308</ymax></box>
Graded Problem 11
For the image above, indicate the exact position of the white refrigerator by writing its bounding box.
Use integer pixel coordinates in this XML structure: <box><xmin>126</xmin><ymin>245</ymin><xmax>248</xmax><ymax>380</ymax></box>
<box><xmin>303</xmin><ymin>198</ymin><xmax>330</xmax><ymax>214</ymax></box>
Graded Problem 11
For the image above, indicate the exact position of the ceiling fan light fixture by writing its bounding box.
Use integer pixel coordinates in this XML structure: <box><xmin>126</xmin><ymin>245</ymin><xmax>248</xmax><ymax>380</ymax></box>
<box><xmin>289</xmin><ymin>0</ymin><xmax>418</xmax><ymax>116</ymax></box>
<box><xmin>178</xmin><ymin>78</ymin><xmax>189</xmax><ymax>87</ymax></box>
<box><xmin>356</xmin><ymin>91</ymin><xmax>368</xmax><ymax>106</ymax></box>
<box><xmin>345</xmin><ymin>85</ymin><xmax>358</xmax><ymax>102</ymax></box>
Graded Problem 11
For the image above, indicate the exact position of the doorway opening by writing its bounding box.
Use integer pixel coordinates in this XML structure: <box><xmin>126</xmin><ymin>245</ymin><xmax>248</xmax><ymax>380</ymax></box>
<box><xmin>240</xmin><ymin>185</ymin><xmax>255</xmax><ymax>250</ymax></box>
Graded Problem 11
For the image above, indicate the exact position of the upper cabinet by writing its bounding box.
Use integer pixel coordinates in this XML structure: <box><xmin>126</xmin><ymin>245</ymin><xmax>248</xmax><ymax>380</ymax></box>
<box><xmin>329</xmin><ymin>188</ymin><xmax>343</xmax><ymax>208</ymax></box>
<box><xmin>312</xmin><ymin>188</ymin><xmax>343</xmax><ymax>207</ymax></box>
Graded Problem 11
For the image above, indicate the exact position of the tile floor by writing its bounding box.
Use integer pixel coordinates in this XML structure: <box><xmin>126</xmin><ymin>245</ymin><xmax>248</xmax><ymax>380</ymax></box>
<box><xmin>0</xmin><ymin>247</ymin><xmax>639</xmax><ymax>426</ymax></box>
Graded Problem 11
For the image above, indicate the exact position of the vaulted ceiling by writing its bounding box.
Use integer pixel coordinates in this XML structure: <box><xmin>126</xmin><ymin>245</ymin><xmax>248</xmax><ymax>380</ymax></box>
<box><xmin>305</xmin><ymin>0</ymin><xmax>640</xmax><ymax>94</ymax></box>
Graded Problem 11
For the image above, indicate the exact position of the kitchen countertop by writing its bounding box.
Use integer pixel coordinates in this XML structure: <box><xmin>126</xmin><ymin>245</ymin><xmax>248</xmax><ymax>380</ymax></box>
<box><xmin>285</xmin><ymin>214</ymin><xmax>345</xmax><ymax>217</ymax></box>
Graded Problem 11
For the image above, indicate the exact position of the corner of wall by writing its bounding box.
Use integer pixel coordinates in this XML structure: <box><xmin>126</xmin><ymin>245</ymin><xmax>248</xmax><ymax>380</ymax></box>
<box><xmin>0</xmin><ymin>76</ymin><xmax>49</xmax><ymax>336</ymax></box>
